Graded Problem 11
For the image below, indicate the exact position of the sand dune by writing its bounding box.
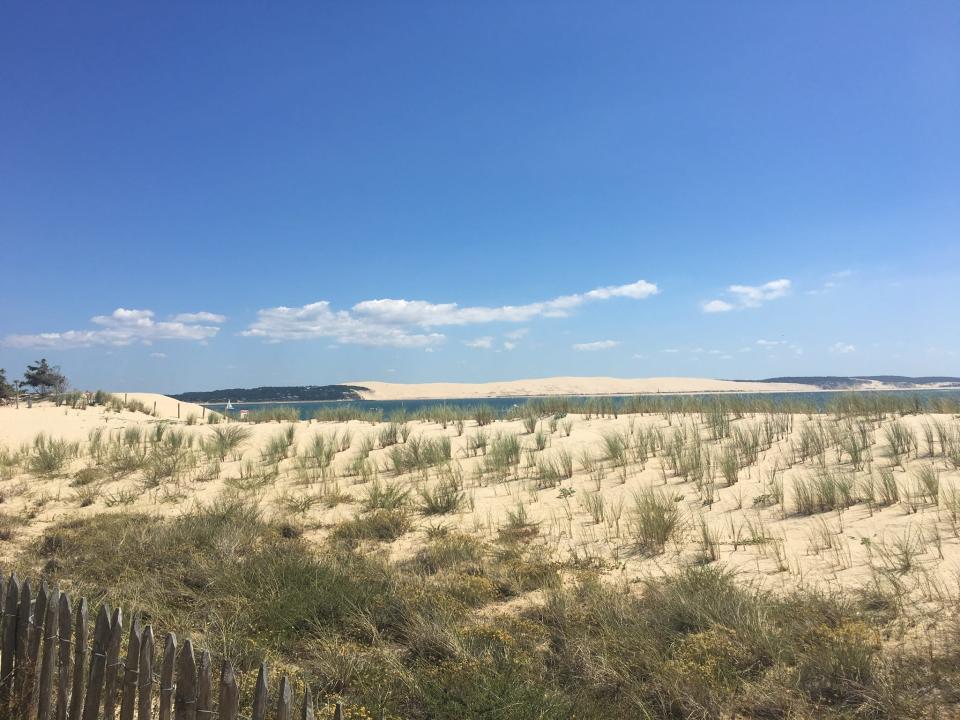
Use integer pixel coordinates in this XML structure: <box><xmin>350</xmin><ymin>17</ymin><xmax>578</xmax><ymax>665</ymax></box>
<box><xmin>0</xmin><ymin>393</ymin><xmax>208</xmax><ymax>445</ymax></box>
<box><xmin>348</xmin><ymin>376</ymin><xmax>811</xmax><ymax>400</ymax></box>
<box><xmin>2</xmin><ymin>391</ymin><xmax>958</xmax><ymax>600</ymax></box>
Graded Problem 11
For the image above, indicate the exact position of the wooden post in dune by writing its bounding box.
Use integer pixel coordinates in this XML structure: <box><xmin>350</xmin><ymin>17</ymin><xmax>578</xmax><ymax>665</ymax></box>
<box><xmin>177</xmin><ymin>403</ymin><xmax>180</xmax><ymax>419</ymax></box>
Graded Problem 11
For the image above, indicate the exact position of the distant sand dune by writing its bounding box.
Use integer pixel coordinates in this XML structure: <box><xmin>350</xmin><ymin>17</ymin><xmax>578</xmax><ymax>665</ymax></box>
<box><xmin>347</xmin><ymin>376</ymin><xmax>811</xmax><ymax>400</ymax></box>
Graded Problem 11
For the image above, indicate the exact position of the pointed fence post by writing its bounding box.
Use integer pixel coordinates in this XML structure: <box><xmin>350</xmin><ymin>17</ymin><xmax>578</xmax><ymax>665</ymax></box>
<box><xmin>14</xmin><ymin>579</ymin><xmax>32</xmax><ymax>718</ymax></box>
<box><xmin>251</xmin><ymin>663</ymin><xmax>268</xmax><ymax>720</ymax></box>
<box><xmin>10</xmin><ymin>580</ymin><xmax>33</xmax><ymax>717</ymax></box>
<box><xmin>300</xmin><ymin>686</ymin><xmax>314</xmax><ymax>720</ymax></box>
<box><xmin>195</xmin><ymin>650</ymin><xmax>211</xmax><ymax>719</ymax></box>
<box><xmin>0</xmin><ymin>574</ymin><xmax>20</xmax><ymax>709</ymax></box>
<box><xmin>174</xmin><ymin>638</ymin><xmax>197</xmax><ymax>720</ymax></box>
<box><xmin>103</xmin><ymin>607</ymin><xmax>123</xmax><ymax>720</ymax></box>
<box><xmin>136</xmin><ymin>627</ymin><xmax>154</xmax><ymax>720</ymax></box>
<box><xmin>24</xmin><ymin>580</ymin><xmax>48</xmax><ymax>719</ymax></box>
<box><xmin>158</xmin><ymin>633</ymin><xmax>176</xmax><ymax>720</ymax></box>
<box><xmin>118</xmin><ymin>616</ymin><xmax>141</xmax><ymax>720</ymax></box>
<box><xmin>67</xmin><ymin>598</ymin><xmax>89</xmax><ymax>720</ymax></box>
<box><xmin>217</xmin><ymin>661</ymin><xmax>238</xmax><ymax>720</ymax></box>
<box><xmin>55</xmin><ymin>593</ymin><xmax>72</xmax><ymax>720</ymax></box>
<box><xmin>275</xmin><ymin>676</ymin><xmax>292</xmax><ymax>720</ymax></box>
<box><xmin>37</xmin><ymin>586</ymin><xmax>59</xmax><ymax>720</ymax></box>
<box><xmin>80</xmin><ymin>604</ymin><xmax>112</xmax><ymax>720</ymax></box>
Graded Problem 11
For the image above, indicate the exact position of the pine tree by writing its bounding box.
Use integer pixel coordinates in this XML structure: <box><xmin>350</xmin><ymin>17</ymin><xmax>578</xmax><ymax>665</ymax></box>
<box><xmin>23</xmin><ymin>358</ymin><xmax>68</xmax><ymax>395</ymax></box>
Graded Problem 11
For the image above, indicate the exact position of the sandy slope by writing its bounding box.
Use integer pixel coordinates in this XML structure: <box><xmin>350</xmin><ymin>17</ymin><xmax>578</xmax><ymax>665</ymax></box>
<box><xmin>348</xmin><ymin>376</ymin><xmax>811</xmax><ymax>400</ymax></box>
<box><xmin>1</xmin><ymin>393</ymin><xmax>958</xmax><ymax>600</ymax></box>
<box><xmin>0</xmin><ymin>393</ymin><xmax>208</xmax><ymax>445</ymax></box>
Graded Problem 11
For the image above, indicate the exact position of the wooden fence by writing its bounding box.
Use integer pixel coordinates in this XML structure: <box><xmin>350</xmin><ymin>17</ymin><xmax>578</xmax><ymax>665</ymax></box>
<box><xmin>0</xmin><ymin>573</ymin><xmax>343</xmax><ymax>720</ymax></box>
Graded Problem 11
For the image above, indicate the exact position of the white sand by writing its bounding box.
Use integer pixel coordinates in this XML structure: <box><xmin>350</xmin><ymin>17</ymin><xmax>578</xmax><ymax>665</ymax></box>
<box><xmin>0</xmin><ymin>393</ymin><xmax>208</xmax><ymax>446</ymax></box>
<box><xmin>348</xmin><ymin>376</ymin><xmax>811</xmax><ymax>400</ymax></box>
<box><xmin>3</xmin><ymin>391</ymin><xmax>958</xmax><ymax>602</ymax></box>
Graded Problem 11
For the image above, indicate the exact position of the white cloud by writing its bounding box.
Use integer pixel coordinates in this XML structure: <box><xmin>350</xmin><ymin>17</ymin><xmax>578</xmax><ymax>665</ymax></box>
<box><xmin>662</xmin><ymin>348</ymin><xmax>680</xmax><ymax>353</ymax></box>
<box><xmin>503</xmin><ymin>341</ymin><xmax>517</xmax><ymax>351</ymax></box>
<box><xmin>702</xmin><ymin>299</ymin><xmax>734</xmax><ymax>313</ymax></box>
<box><xmin>149</xmin><ymin>352</ymin><xmax>167</xmax><ymax>358</ymax></box>
<box><xmin>505</xmin><ymin>328</ymin><xmax>530</xmax><ymax>340</ymax></box>
<box><xmin>704</xmin><ymin>278</ymin><xmax>791</xmax><ymax>313</ymax></box>
<box><xmin>4</xmin><ymin>308</ymin><xmax>222</xmax><ymax>349</ymax></box>
<box><xmin>756</xmin><ymin>339</ymin><xmax>786</xmax><ymax>347</ymax></box>
<box><xmin>729</xmin><ymin>278</ymin><xmax>791</xmax><ymax>306</ymax></box>
<box><xmin>830</xmin><ymin>342</ymin><xmax>856</xmax><ymax>354</ymax></box>
<box><xmin>242</xmin><ymin>301</ymin><xmax>444</xmax><ymax>348</ymax></box>
<box><xmin>244</xmin><ymin>279</ymin><xmax>658</xmax><ymax>347</ymax></box>
<box><xmin>464</xmin><ymin>336</ymin><xmax>494</xmax><ymax>349</ymax></box>
<box><xmin>351</xmin><ymin>279</ymin><xmax>658</xmax><ymax>326</ymax></box>
<box><xmin>633</xmin><ymin>353</ymin><xmax>646</xmax><ymax>359</ymax></box>
<box><xmin>572</xmin><ymin>340</ymin><xmax>621</xmax><ymax>351</ymax></box>
<box><xmin>171</xmin><ymin>311</ymin><xmax>227</xmax><ymax>323</ymax></box>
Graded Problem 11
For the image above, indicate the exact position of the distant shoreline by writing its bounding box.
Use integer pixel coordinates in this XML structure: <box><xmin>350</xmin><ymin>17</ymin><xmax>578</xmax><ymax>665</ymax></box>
<box><xmin>193</xmin><ymin>385</ymin><xmax>960</xmax><ymax>406</ymax></box>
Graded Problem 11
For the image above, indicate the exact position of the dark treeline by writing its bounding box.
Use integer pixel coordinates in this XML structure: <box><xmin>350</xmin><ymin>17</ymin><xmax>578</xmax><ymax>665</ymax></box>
<box><xmin>173</xmin><ymin>385</ymin><xmax>370</xmax><ymax>403</ymax></box>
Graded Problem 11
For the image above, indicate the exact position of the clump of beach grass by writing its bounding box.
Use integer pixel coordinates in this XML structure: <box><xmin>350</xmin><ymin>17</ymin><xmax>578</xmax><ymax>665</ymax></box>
<box><xmin>629</xmin><ymin>487</ymin><xmax>682</xmax><ymax>555</ymax></box>
<box><xmin>418</xmin><ymin>477</ymin><xmax>465</xmax><ymax>515</ymax></box>
<box><xmin>27</xmin><ymin>433</ymin><xmax>79</xmax><ymax>476</ymax></box>
<box><xmin>329</xmin><ymin>509</ymin><xmax>412</xmax><ymax>546</ymax></box>
<box><xmin>361</xmin><ymin>478</ymin><xmax>410</xmax><ymax>511</ymax></box>
<box><xmin>207</xmin><ymin>424</ymin><xmax>252</xmax><ymax>461</ymax></box>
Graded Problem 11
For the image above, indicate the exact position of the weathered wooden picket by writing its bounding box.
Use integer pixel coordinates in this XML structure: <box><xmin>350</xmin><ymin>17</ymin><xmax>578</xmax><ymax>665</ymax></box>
<box><xmin>0</xmin><ymin>573</ymin><xmax>343</xmax><ymax>720</ymax></box>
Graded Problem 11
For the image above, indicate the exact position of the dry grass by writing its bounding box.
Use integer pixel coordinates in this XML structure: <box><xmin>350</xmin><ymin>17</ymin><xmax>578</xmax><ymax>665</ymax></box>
<box><xmin>4</xmin><ymin>395</ymin><xmax>960</xmax><ymax>716</ymax></box>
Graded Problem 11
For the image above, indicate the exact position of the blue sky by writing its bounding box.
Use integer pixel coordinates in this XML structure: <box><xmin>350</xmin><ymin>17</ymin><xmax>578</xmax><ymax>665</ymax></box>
<box><xmin>1</xmin><ymin>2</ymin><xmax>958</xmax><ymax>392</ymax></box>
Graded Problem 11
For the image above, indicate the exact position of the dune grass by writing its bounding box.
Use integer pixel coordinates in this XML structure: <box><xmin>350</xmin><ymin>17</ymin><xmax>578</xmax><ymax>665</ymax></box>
<box><xmin>418</xmin><ymin>477</ymin><xmax>465</xmax><ymax>515</ymax></box>
<box><xmin>629</xmin><ymin>487</ymin><xmax>682</xmax><ymax>555</ymax></box>
<box><xmin>27</xmin><ymin>433</ymin><xmax>79</xmax><ymax>476</ymax></box>
<box><xmin>17</xmin><ymin>502</ymin><xmax>954</xmax><ymax>718</ymax></box>
<box><xmin>208</xmin><ymin>424</ymin><xmax>252</xmax><ymax>460</ymax></box>
<box><xmin>7</xmin><ymin>395</ymin><xmax>960</xmax><ymax>716</ymax></box>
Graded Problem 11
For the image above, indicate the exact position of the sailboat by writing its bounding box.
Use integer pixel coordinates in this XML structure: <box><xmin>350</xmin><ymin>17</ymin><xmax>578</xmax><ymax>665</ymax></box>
<box><xmin>225</xmin><ymin>399</ymin><xmax>234</xmax><ymax>411</ymax></box>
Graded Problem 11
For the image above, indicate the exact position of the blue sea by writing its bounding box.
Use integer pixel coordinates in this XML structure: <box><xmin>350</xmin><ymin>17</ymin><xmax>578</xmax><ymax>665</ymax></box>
<box><xmin>200</xmin><ymin>388</ymin><xmax>960</xmax><ymax>421</ymax></box>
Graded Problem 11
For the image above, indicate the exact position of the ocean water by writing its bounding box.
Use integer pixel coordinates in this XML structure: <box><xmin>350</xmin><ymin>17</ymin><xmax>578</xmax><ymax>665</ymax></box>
<box><xmin>200</xmin><ymin>388</ymin><xmax>960</xmax><ymax>421</ymax></box>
